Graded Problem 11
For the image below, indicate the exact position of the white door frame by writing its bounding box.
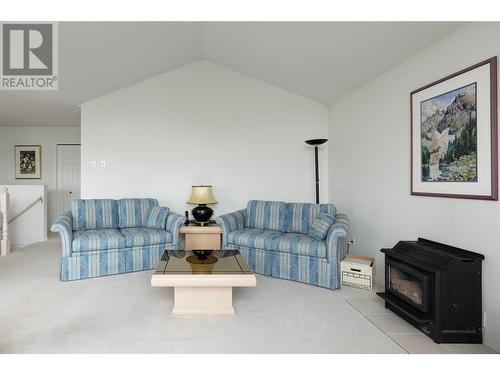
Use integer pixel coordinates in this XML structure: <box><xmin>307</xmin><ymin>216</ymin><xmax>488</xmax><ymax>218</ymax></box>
<box><xmin>56</xmin><ymin>144</ymin><xmax>81</xmax><ymax>216</ymax></box>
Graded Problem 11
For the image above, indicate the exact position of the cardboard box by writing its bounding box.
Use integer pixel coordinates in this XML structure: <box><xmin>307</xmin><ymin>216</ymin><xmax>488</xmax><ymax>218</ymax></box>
<box><xmin>341</xmin><ymin>255</ymin><xmax>374</xmax><ymax>291</ymax></box>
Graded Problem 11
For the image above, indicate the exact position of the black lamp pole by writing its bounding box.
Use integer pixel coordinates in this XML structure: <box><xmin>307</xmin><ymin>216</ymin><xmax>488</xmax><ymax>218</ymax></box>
<box><xmin>305</xmin><ymin>138</ymin><xmax>328</xmax><ymax>204</ymax></box>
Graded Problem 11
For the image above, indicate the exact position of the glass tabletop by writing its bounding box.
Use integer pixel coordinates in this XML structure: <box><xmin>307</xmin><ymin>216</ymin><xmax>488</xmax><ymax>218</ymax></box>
<box><xmin>154</xmin><ymin>250</ymin><xmax>253</xmax><ymax>275</ymax></box>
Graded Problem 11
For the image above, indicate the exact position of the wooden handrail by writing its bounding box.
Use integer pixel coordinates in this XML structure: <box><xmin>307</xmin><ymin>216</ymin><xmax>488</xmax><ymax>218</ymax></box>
<box><xmin>6</xmin><ymin>196</ymin><xmax>44</xmax><ymax>225</ymax></box>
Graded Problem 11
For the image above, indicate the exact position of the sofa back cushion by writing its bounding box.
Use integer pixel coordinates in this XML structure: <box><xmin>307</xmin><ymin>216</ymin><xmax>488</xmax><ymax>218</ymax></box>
<box><xmin>286</xmin><ymin>203</ymin><xmax>336</xmax><ymax>234</ymax></box>
<box><xmin>118</xmin><ymin>198</ymin><xmax>158</xmax><ymax>228</ymax></box>
<box><xmin>143</xmin><ymin>206</ymin><xmax>170</xmax><ymax>229</ymax></box>
<box><xmin>246</xmin><ymin>200</ymin><xmax>287</xmax><ymax>232</ymax></box>
<box><xmin>72</xmin><ymin>199</ymin><xmax>119</xmax><ymax>231</ymax></box>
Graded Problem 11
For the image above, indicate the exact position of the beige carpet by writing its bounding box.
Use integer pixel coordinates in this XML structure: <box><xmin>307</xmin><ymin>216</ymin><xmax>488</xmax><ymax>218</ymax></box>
<box><xmin>2</xmin><ymin>235</ymin><xmax>491</xmax><ymax>354</ymax></box>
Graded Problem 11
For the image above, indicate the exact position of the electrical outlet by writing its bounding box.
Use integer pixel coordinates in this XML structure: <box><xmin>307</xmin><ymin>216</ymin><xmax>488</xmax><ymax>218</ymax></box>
<box><xmin>91</xmin><ymin>160</ymin><xmax>97</xmax><ymax>168</ymax></box>
<box><xmin>348</xmin><ymin>237</ymin><xmax>355</xmax><ymax>253</ymax></box>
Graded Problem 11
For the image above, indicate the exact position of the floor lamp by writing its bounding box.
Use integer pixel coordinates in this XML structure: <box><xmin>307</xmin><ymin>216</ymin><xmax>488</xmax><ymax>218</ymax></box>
<box><xmin>305</xmin><ymin>138</ymin><xmax>328</xmax><ymax>204</ymax></box>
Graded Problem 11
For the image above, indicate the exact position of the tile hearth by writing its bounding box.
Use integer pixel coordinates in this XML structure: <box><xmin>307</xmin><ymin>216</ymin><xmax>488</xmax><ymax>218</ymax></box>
<box><xmin>346</xmin><ymin>296</ymin><xmax>497</xmax><ymax>354</ymax></box>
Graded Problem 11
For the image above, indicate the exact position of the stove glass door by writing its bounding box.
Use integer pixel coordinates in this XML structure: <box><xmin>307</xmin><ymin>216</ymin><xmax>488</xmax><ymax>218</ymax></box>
<box><xmin>386</xmin><ymin>258</ymin><xmax>430</xmax><ymax>313</ymax></box>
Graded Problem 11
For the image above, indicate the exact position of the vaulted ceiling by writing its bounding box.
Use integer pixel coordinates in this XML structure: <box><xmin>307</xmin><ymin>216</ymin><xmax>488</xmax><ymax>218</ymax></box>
<box><xmin>0</xmin><ymin>21</ymin><xmax>466</xmax><ymax>127</ymax></box>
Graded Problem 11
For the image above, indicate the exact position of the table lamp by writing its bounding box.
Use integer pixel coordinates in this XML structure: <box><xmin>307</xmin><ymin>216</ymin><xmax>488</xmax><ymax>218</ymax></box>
<box><xmin>186</xmin><ymin>185</ymin><xmax>217</xmax><ymax>226</ymax></box>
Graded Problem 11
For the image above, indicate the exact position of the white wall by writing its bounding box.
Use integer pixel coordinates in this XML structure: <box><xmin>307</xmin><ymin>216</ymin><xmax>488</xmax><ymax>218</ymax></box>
<box><xmin>329</xmin><ymin>22</ymin><xmax>500</xmax><ymax>350</ymax></box>
<box><xmin>81</xmin><ymin>61</ymin><xmax>328</xmax><ymax>215</ymax></box>
<box><xmin>0</xmin><ymin>127</ymin><xmax>81</xmax><ymax>229</ymax></box>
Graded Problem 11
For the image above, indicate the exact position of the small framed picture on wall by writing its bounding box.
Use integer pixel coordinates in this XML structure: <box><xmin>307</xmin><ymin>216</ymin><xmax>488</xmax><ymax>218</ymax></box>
<box><xmin>15</xmin><ymin>145</ymin><xmax>42</xmax><ymax>179</ymax></box>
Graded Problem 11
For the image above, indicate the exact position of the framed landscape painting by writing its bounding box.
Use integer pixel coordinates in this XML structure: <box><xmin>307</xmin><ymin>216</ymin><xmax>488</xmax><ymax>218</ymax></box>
<box><xmin>411</xmin><ymin>57</ymin><xmax>498</xmax><ymax>200</ymax></box>
<box><xmin>15</xmin><ymin>145</ymin><xmax>42</xmax><ymax>179</ymax></box>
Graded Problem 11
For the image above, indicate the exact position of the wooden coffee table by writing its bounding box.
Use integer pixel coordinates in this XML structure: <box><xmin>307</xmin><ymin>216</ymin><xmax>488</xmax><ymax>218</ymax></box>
<box><xmin>151</xmin><ymin>250</ymin><xmax>256</xmax><ymax>315</ymax></box>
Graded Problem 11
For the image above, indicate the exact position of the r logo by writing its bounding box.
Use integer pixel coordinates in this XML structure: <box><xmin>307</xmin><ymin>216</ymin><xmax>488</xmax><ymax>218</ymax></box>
<box><xmin>2</xmin><ymin>23</ymin><xmax>53</xmax><ymax>75</ymax></box>
<box><xmin>1</xmin><ymin>22</ymin><xmax>58</xmax><ymax>90</ymax></box>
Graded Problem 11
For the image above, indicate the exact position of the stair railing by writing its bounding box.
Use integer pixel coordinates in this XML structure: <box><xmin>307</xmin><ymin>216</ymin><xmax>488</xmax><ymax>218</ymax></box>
<box><xmin>6</xmin><ymin>196</ymin><xmax>44</xmax><ymax>226</ymax></box>
<box><xmin>1</xmin><ymin>188</ymin><xmax>44</xmax><ymax>256</ymax></box>
<box><xmin>1</xmin><ymin>188</ymin><xmax>9</xmax><ymax>256</ymax></box>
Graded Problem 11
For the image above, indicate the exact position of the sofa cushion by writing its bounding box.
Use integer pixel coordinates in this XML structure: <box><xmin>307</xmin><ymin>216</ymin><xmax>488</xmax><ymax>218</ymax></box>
<box><xmin>308</xmin><ymin>213</ymin><xmax>335</xmax><ymax>241</ymax></box>
<box><xmin>271</xmin><ymin>233</ymin><xmax>327</xmax><ymax>258</ymax></box>
<box><xmin>144</xmin><ymin>206</ymin><xmax>169</xmax><ymax>229</ymax></box>
<box><xmin>227</xmin><ymin>228</ymin><xmax>283</xmax><ymax>249</ymax></box>
<box><xmin>72</xmin><ymin>199</ymin><xmax>119</xmax><ymax>231</ymax></box>
<box><xmin>286</xmin><ymin>203</ymin><xmax>336</xmax><ymax>234</ymax></box>
<box><xmin>72</xmin><ymin>229</ymin><xmax>126</xmax><ymax>252</ymax></box>
<box><xmin>246</xmin><ymin>200</ymin><xmax>287</xmax><ymax>232</ymax></box>
<box><xmin>118</xmin><ymin>198</ymin><xmax>158</xmax><ymax>228</ymax></box>
<box><xmin>119</xmin><ymin>227</ymin><xmax>172</xmax><ymax>247</ymax></box>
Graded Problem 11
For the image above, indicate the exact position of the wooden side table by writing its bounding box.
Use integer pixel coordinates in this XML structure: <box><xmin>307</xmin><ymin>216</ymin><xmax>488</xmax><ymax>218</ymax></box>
<box><xmin>180</xmin><ymin>224</ymin><xmax>222</xmax><ymax>251</ymax></box>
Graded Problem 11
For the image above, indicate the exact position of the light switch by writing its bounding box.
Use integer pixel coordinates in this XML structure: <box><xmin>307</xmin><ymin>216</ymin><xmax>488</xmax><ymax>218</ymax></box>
<box><xmin>91</xmin><ymin>160</ymin><xmax>97</xmax><ymax>168</ymax></box>
<box><xmin>101</xmin><ymin>160</ymin><xmax>106</xmax><ymax>168</ymax></box>
<box><xmin>100</xmin><ymin>178</ymin><xmax>105</xmax><ymax>186</ymax></box>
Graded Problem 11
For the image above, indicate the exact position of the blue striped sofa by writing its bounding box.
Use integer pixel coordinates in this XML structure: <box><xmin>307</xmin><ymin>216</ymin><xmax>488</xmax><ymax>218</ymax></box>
<box><xmin>216</xmin><ymin>200</ymin><xmax>349</xmax><ymax>289</ymax></box>
<box><xmin>51</xmin><ymin>198</ymin><xmax>184</xmax><ymax>281</ymax></box>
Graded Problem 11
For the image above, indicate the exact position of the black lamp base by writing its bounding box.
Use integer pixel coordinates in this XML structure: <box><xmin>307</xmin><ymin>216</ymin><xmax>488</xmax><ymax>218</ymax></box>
<box><xmin>191</xmin><ymin>204</ymin><xmax>214</xmax><ymax>225</ymax></box>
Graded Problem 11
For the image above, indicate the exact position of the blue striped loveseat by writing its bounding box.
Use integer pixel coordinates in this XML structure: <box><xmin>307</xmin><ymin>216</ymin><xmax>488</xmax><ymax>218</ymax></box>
<box><xmin>51</xmin><ymin>198</ymin><xmax>184</xmax><ymax>281</ymax></box>
<box><xmin>216</xmin><ymin>200</ymin><xmax>349</xmax><ymax>289</ymax></box>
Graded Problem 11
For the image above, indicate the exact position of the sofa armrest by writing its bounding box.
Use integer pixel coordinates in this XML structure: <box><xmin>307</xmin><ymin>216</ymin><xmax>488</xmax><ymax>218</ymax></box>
<box><xmin>166</xmin><ymin>212</ymin><xmax>185</xmax><ymax>249</ymax></box>
<box><xmin>215</xmin><ymin>209</ymin><xmax>247</xmax><ymax>248</ymax></box>
<box><xmin>326</xmin><ymin>214</ymin><xmax>349</xmax><ymax>263</ymax></box>
<box><xmin>51</xmin><ymin>211</ymin><xmax>74</xmax><ymax>257</ymax></box>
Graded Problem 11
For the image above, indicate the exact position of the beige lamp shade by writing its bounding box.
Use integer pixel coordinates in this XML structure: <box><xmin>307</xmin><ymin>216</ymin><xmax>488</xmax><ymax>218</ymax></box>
<box><xmin>186</xmin><ymin>185</ymin><xmax>217</xmax><ymax>204</ymax></box>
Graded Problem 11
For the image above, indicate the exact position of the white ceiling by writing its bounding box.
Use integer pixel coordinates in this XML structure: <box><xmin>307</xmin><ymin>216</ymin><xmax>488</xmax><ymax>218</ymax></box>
<box><xmin>0</xmin><ymin>22</ymin><xmax>465</xmax><ymax>127</ymax></box>
<box><xmin>0</xmin><ymin>22</ymin><xmax>202</xmax><ymax>127</ymax></box>
<box><xmin>202</xmin><ymin>22</ymin><xmax>466</xmax><ymax>104</ymax></box>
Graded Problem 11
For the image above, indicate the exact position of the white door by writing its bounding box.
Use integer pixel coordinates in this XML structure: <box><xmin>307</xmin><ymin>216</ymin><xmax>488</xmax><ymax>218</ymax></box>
<box><xmin>57</xmin><ymin>145</ymin><xmax>81</xmax><ymax>215</ymax></box>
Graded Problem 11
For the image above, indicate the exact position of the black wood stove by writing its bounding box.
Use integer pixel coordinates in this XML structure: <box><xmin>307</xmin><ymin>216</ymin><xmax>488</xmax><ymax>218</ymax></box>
<box><xmin>377</xmin><ymin>238</ymin><xmax>484</xmax><ymax>344</ymax></box>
